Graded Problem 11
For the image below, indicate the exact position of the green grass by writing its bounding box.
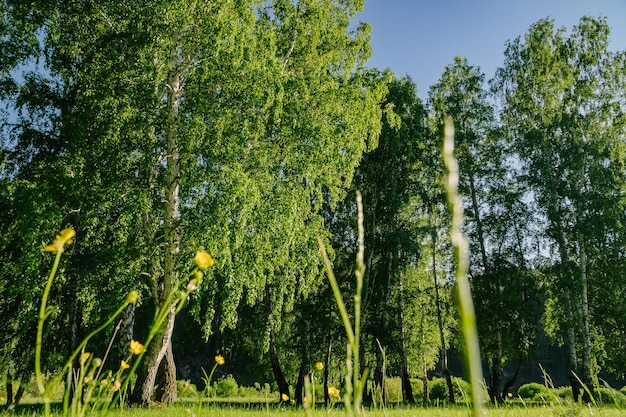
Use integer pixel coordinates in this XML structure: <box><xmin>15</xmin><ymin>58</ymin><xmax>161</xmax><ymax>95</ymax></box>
<box><xmin>2</xmin><ymin>402</ymin><xmax>626</xmax><ymax>417</ymax></box>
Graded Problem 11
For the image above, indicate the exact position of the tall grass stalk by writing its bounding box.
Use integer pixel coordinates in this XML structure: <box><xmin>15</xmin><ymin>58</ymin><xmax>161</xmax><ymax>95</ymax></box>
<box><xmin>317</xmin><ymin>191</ymin><xmax>368</xmax><ymax>416</ymax></box>
<box><xmin>442</xmin><ymin>116</ymin><xmax>485</xmax><ymax>416</ymax></box>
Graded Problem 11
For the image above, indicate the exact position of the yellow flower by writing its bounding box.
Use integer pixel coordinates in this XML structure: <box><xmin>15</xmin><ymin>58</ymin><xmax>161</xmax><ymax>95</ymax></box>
<box><xmin>120</xmin><ymin>360</ymin><xmax>130</xmax><ymax>370</ymax></box>
<box><xmin>44</xmin><ymin>228</ymin><xmax>76</xmax><ymax>253</ymax></box>
<box><xmin>507</xmin><ymin>392</ymin><xmax>513</xmax><ymax>398</ymax></box>
<box><xmin>328</xmin><ymin>386</ymin><xmax>340</xmax><ymax>398</ymax></box>
<box><xmin>100</xmin><ymin>380</ymin><xmax>109</xmax><ymax>387</ymax></box>
<box><xmin>215</xmin><ymin>355</ymin><xmax>225</xmax><ymax>365</ymax></box>
<box><xmin>194</xmin><ymin>270</ymin><xmax>203</xmax><ymax>283</ymax></box>
<box><xmin>111</xmin><ymin>380</ymin><xmax>121</xmax><ymax>392</ymax></box>
<box><xmin>59</xmin><ymin>228</ymin><xmax>76</xmax><ymax>244</ymax></box>
<box><xmin>80</xmin><ymin>352</ymin><xmax>91</xmax><ymax>363</ymax></box>
<box><xmin>303</xmin><ymin>396</ymin><xmax>309</xmax><ymax>404</ymax></box>
<box><xmin>281</xmin><ymin>393</ymin><xmax>289</xmax><ymax>402</ymax></box>
<box><xmin>125</xmin><ymin>291</ymin><xmax>139</xmax><ymax>305</ymax></box>
<box><xmin>315</xmin><ymin>362</ymin><xmax>324</xmax><ymax>371</ymax></box>
<box><xmin>83</xmin><ymin>376</ymin><xmax>91</xmax><ymax>383</ymax></box>
<box><xmin>129</xmin><ymin>340</ymin><xmax>145</xmax><ymax>355</ymax></box>
<box><xmin>194</xmin><ymin>251</ymin><xmax>215</xmax><ymax>269</ymax></box>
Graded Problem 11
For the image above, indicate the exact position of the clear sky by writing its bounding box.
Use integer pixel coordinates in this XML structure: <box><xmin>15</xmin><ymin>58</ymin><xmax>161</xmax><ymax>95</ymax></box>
<box><xmin>356</xmin><ymin>0</ymin><xmax>626</xmax><ymax>98</ymax></box>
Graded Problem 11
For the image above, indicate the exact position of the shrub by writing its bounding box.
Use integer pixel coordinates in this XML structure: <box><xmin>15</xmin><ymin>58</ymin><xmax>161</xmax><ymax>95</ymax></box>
<box><xmin>594</xmin><ymin>387</ymin><xmax>626</xmax><ymax>406</ymax></box>
<box><xmin>215</xmin><ymin>375</ymin><xmax>239</xmax><ymax>398</ymax></box>
<box><xmin>518</xmin><ymin>382</ymin><xmax>551</xmax><ymax>400</ymax></box>
<box><xmin>428</xmin><ymin>377</ymin><xmax>471</xmax><ymax>402</ymax></box>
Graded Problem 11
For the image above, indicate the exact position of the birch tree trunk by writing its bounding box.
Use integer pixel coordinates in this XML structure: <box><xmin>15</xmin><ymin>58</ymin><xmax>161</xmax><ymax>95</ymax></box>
<box><xmin>131</xmin><ymin>39</ymin><xmax>183</xmax><ymax>404</ymax></box>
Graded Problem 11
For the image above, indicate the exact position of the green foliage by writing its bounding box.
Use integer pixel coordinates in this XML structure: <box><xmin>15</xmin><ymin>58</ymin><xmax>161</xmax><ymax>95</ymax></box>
<box><xmin>214</xmin><ymin>375</ymin><xmax>239</xmax><ymax>398</ymax></box>
<box><xmin>517</xmin><ymin>383</ymin><xmax>551</xmax><ymax>400</ymax></box>
<box><xmin>428</xmin><ymin>378</ymin><xmax>471</xmax><ymax>402</ymax></box>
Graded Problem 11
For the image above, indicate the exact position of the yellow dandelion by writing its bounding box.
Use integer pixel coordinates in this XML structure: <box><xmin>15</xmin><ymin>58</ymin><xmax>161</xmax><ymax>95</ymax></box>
<box><xmin>194</xmin><ymin>251</ymin><xmax>215</xmax><ymax>269</ymax></box>
<box><xmin>281</xmin><ymin>393</ymin><xmax>289</xmax><ymax>402</ymax></box>
<box><xmin>215</xmin><ymin>354</ymin><xmax>225</xmax><ymax>365</ymax></box>
<box><xmin>129</xmin><ymin>340</ymin><xmax>145</xmax><ymax>355</ymax></box>
<box><xmin>328</xmin><ymin>386</ymin><xmax>340</xmax><ymax>398</ymax></box>
<box><xmin>315</xmin><ymin>362</ymin><xmax>324</xmax><ymax>371</ymax></box>
<box><xmin>111</xmin><ymin>380</ymin><xmax>121</xmax><ymax>392</ymax></box>
<box><xmin>120</xmin><ymin>360</ymin><xmax>130</xmax><ymax>370</ymax></box>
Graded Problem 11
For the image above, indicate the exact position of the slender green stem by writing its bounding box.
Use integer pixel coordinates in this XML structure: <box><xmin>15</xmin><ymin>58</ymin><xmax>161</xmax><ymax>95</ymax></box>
<box><xmin>442</xmin><ymin>116</ymin><xmax>485</xmax><ymax>415</ymax></box>
<box><xmin>317</xmin><ymin>238</ymin><xmax>355</xmax><ymax>346</ymax></box>
<box><xmin>35</xmin><ymin>249</ymin><xmax>63</xmax><ymax>417</ymax></box>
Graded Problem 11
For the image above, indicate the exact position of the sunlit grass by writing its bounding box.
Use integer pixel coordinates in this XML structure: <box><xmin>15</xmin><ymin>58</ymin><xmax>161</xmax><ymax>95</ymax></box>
<box><xmin>2</xmin><ymin>403</ymin><xmax>626</xmax><ymax>417</ymax></box>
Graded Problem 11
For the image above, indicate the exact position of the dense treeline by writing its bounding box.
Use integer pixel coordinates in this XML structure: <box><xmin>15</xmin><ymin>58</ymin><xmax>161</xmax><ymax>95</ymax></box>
<box><xmin>0</xmin><ymin>0</ymin><xmax>624</xmax><ymax>408</ymax></box>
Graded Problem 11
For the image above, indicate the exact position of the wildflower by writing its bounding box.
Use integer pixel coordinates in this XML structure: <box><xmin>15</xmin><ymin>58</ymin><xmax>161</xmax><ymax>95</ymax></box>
<box><xmin>100</xmin><ymin>380</ymin><xmax>109</xmax><ymax>387</ymax></box>
<box><xmin>92</xmin><ymin>358</ymin><xmax>102</xmax><ymax>368</ymax></box>
<box><xmin>80</xmin><ymin>352</ymin><xmax>91</xmax><ymax>363</ymax></box>
<box><xmin>83</xmin><ymin>376</ymin><xmax>91</xmax><ymax>383</ymax></box>
<box><xmin>120</xmin><ymin>360</ymin><xmax>130</xmax><ymax>370</ymax></box>
<box><xmin>194</xmin><ymin>251</ymin><xmax>215</xmax><ymax>269</ymax></box>
<box><xmin>328</xmin><ymin>386</ymin><xmax>340</xmax><ymax>398</ymax></box>
<box><xmin>129</xmin><ymin>340</ymin><xmax>145</xmax><ymax>355</ymax></box>
<box><xmin>315</xmin><ymin>362</ymin><xmax>324</xmax><ymax>371</ymax></box>
<box><xmin>45</xmin><ymin>228</ymin><xmax>76</xmax><ymax>253</ymax></box>
<box><xmin>111</xmin><ymin>380</ymin><xmax>121</xmax><ymax>392</ymax></box>
<box><xmin>215</xmin><ymin>355</ymin><xmax>225</xmax><ymax>365</ymax></box>
<box><xmin>507</xmin><ymin>392</ymin><xmax>513</xmax><ymax>398</ymax></box>
<box><xmin>125</xmin><ymin>290</ymin><xmax>139</xmax><ymax>305</ymax></box>
<box><xmin>281</xmin><ymin>393</ymin><xmax>289</xmax><ymax>402</ymax></box>
<box><xmin>194</xmin><ymin>270</ymin><xmax>203</xmax><ymax>283</ymax></box>
<box><xmin>303</xmin><ymin>396</ymin><xmax>309</xmax><ymax>404</ymax></box>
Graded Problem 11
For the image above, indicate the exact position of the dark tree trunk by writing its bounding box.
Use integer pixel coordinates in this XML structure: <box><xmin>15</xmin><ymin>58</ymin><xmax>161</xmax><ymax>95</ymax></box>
<box><xmin>13</xmin><ymin>386</ymin><xmax>24</xmax><ymax>407</ymax></box>
<box><xmin>295</xmin><ymin>364</ymin><xmax>306</xmax><ymax>406</ymax></box>
<box><xmin>269</xmin><ymin>328</ymin><xmax>290</xmax><ymax>402</ymax></box>
<box><xmin>401</xmin><ymin>370</ymin><xmax>414</xmax><ymax>403</ymax></box>
<box><xmin>5</xmin><ymin>378</ymin><xmax>13</xmax><ymax>406</ymax></box>
<box><xmin>398</xmin><ymin>270</ymin><xmax>414</xmax><ymax>402</ymax></box>
<box><xmin>501</xmin><ymin>361</ymin><xmax>522</xmax><ymax>401</ymax></box>
<box><xmin>488</xmin><ymin>357</ymin><xmax>502</xmax><ymax>404</ymax></box>
<box><xmin>294</xmin><ymin>319</ymin><xmax>311</xmax><ymax>405</ymax></box>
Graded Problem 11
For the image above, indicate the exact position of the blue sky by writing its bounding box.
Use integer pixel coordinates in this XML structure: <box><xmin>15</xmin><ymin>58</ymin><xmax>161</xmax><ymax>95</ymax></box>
<box><xmin>356</xmin><ymin>0</ymin><xmax>626</xmax><ymax>98</ymax></box>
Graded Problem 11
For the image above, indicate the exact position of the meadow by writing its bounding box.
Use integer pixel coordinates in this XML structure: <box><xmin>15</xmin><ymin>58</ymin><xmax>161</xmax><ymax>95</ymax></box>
<box><xmin>2</xmin><ymin>401</ymin><xmax>626</xmax><ymax>417</ymax></box>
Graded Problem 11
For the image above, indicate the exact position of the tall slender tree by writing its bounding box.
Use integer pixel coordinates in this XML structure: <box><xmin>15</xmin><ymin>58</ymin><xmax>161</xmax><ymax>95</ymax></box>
<box><xmin>492</xmin><ymin>16</ymin><xmax>626</xmax><ymax>401</ymax></box>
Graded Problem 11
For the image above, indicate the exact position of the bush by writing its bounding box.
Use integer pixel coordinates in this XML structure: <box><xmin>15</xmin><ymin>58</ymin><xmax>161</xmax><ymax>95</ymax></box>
<box><xmin>176</xmin><ymin>380</ymin><xmax>198</xmax><ymax>398</ymax></box>
<box><xmin>428</xmin><ymin>377</ymin><xmax>471</xmax><ymax>402</ymax></box>
<box><xmin>214</xmin><ymin>375</ymin><xmax>239</xmax><ymax>398</ymax></box>
<box><xmin>593</xmin><ymin>387</ymin><xmax>626</xmax><ymax>406</ymax></box>
<box><xmin>518</xmin><ymin>382</ymin><xmax>551</xmax><ymax>400</ymax></box>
